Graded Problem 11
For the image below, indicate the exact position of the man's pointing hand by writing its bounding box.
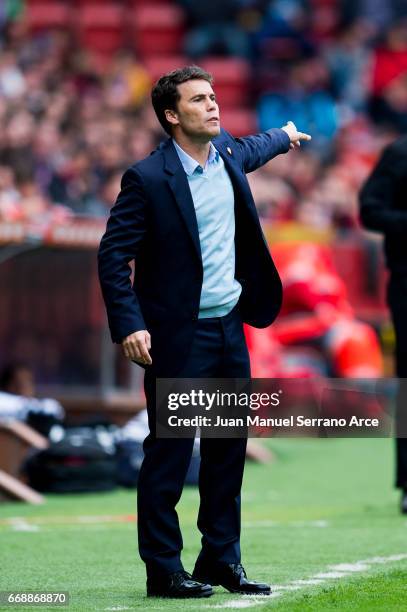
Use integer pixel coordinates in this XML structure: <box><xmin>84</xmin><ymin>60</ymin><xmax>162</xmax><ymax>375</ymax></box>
<box><xmin>281</xmin><ymin>121</ymin><xmax>312</xmax><ymax>149</ymax></box>
<box><xmin>122</xmin><ymin>330</ymin><xmax>152</xmax><ymax>365</ymax></box>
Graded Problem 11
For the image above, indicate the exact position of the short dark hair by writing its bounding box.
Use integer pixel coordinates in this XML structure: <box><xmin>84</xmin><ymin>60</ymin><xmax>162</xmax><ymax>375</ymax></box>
<box><xmin>151</xmin><ymin>65</ymin><xmax>213</xmax><ymax>135</ymax></box>
<box><xmin>0</xmin><ymin>362</ymin><xmax>30</xmax><ymax>391</ymax></box>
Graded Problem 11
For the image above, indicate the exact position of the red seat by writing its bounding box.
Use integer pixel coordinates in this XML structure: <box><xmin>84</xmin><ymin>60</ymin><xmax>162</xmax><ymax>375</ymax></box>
<box><xmin>130</xmin><ymin>0</ymin><xmax>173</xmax><ymax>5</ymax></box>
<box><xmin>309</xmin><ymin>0</ymin><xmax>340</xmax><ymax>41</ymax></box>
<box><xmin>220</xmin><ymin>109</ymin><xmax>257</xmax><ymax>137</ymax></box>
<box><xmin>74</xmin><ymin>0</ymin><xmax>123</xmax><ymax>3</ymax></box>
<box><xmin>75</xmin><ymin>4</ymin><xmax>125</xmax><ymax>55</ymax></box>
<box><xmin>131</xmin><ymin>5</ymin><xmax>185</xmax><ymax>57</ymax></box>
<box><xmin>26</xmin><ymin>0</ymin><xmax>67</xmax><ymax>4</ymax></box>
<box><xmin>25</xmin><ymin>3</ymin><xmax>70</xmax><ymax>32</ymax></box>
<box><xmin>200</xmin><ymin>57</ymin><xmax>251</xmax><ymax>108</ymax></box>
<box><xmin>143</xmin><ymin>55</ymin><xmax>189</xmax><ymax>82</ymax></box>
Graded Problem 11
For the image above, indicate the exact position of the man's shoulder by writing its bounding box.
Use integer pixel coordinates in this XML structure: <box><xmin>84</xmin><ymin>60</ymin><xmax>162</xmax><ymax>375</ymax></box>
<box><xmin>129</xmin><ymin>143</ymin><xmax>167</xmax><ymax>177</ymax></box>
<box><xmin>213</xmin><ymin>128</ymin><xmax>235</xmax><ymax>148</ymax></box>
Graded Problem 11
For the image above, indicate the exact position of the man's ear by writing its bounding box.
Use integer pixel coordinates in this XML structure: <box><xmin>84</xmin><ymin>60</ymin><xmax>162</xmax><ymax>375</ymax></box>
<box><xmin>165</xmin><ymin>109</ymin><xmax>179</xmax><ymax>127</ymax></box>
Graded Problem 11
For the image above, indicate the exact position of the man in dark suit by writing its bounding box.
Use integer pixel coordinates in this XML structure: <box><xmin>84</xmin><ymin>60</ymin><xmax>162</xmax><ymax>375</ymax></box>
<box><xmin>98</xmin><ymin>66</ymin><xmax>311</xmax><ymax>598</ymax></box>
<box><xmin>360</xmin><ymin>134</ymin><xmax>407</xmax><ymax>515</ymax></box>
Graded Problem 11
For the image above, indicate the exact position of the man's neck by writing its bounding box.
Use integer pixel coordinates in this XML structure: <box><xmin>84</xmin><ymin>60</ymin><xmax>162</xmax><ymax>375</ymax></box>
<box><xmin>172</xmin><ymin>134</ymin><xmax>211</xmax><ymax>168</ymax></box>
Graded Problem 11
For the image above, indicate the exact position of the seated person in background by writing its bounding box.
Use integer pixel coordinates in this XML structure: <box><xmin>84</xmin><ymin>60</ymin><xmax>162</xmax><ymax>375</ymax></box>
<box><xmin>0</xmin><ymin>362</ymin><xmax>64</xmax><ymax>435</ymax></box>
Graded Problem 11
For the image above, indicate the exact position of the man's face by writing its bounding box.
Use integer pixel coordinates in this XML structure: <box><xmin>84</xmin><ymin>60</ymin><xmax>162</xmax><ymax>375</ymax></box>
<box><xmin>166</xmin><ymin>79</ymin><xmax>220</xmax><ymax>141</ymax></box>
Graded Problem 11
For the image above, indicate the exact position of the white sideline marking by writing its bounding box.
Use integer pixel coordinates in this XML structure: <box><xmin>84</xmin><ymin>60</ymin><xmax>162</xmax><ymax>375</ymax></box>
<box><xmin>205</xmin><ymin>552</ymin><xmax>407</xmax><ymax>609</ymax></box>
<box><xmin>330</xmin><ymin>563</ymin><xmax>369</xmax><ymax>572</ymax></box>
<box><xmin>1</xmin><ymin>515</ymin><xmax>330</xmax><ymax>530</ymax></box>
<box><xmin>242</xmin><ymin>520</ymin><xmax>329</xmax><ymax>528</ymax></box>
<box><xmin>292</xmin><ymin>579</ymin><xmax>325</xmax><ymax>585</ymax></box>
<box><xmin>314</xmin><ymin>572</ymin><xmax>348</xmax><ymax>579</ymax></box>
<box><xmin>269</xmin><ymin>585</ymin><xmax>301</xmax><ymax>591</ymax></box>
<box><xmin>9</xmin><ymin>518</ymin><xmax>40</xmax><ymax>532</ymax></box>
<box><xmin>208</xmin><ymin>596</ymin><xmax>280</xmax><ymax>609</ymax></box>
<box><xmin>363</xmin><ymin>554</ymin><xmax>407</xmax><ymax>564</ymax></box>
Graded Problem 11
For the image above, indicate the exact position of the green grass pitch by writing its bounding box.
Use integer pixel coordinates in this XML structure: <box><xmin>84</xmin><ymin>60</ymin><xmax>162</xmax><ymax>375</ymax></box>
<box><xmin>1</xmin><ymin>437</ymin><xmax>406</xmax><ymax>611</ymax></box>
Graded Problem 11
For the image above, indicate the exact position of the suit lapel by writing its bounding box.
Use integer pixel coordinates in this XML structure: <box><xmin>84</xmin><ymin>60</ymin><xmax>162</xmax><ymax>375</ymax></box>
<box><xmin>162</xmin><ymin>139</ymin><xmax>202</xmax><ymax>262</ymax></box>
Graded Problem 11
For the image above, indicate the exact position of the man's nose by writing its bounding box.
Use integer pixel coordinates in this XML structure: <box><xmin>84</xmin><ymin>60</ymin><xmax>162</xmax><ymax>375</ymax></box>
<box><xmin>207</xmin><ymin>97</ymin><xmax>217</xmax><ymax>110</ymax></box>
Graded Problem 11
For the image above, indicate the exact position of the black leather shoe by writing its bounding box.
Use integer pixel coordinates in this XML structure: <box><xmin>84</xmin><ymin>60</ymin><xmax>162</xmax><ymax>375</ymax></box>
<box><xmin>401</xmin><ymin>490</ymin><xmax>407</xmax><ymax>514</ymax></box>
<box><xmin>147</xmin><ymin>570</ymin><xmax>213</xmax><ymax>598</ymax></box>
<box><xmin>193</xmin><ymin>562</ymin><xmax>271</xmax><ymax>595</ymax></box>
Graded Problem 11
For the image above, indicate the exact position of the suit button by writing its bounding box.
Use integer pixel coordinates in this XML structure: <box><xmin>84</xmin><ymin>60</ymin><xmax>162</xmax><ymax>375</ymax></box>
<box><xmin>192</xmin><ymin>314</ymin><xmax>198</xmax><ymax>321</ymax></box>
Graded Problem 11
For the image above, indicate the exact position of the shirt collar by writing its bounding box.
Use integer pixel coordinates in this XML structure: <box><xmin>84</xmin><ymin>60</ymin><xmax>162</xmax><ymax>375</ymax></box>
<box><xmin>172</xmin><ymin>139</ymin><xmax>220</xmax><ymax>176</ymax></box>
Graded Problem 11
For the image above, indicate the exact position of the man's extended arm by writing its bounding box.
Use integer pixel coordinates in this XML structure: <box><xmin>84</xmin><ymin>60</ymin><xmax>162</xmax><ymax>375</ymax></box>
<box><xmin>360</xmin><ymin>142</ymin><xmax>407</xmax><ymax>234</ymax></box>
<box><xmin>235</xmin><ymin>121</ymin><xmax>311</xmax><ymax>173</ymax></box>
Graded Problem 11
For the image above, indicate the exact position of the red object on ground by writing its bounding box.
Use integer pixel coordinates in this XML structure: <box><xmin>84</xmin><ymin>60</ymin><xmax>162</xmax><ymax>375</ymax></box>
<box><xmin>325</xmin><ymin>319</ymin><xmax>383</xmax><ymax>377</ymax></box>
<box><xmin>370</xmin><ymin>48</ymin><xmax>407</xmax><ymax>95</ymax></box>
<box><xmin>246</xmin><ymin>242</ymin><xmax>383</xmax><ymax>378</ymax></box>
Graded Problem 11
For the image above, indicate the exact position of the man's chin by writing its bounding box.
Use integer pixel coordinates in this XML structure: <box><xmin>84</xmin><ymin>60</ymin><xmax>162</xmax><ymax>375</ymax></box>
<box><xmin>207</xmin><ymin>124</ymin><xmax>221</xmax><ymax>138</ymax></box>
<box><xmin>186</xmin><ymin>125</ymin><xmax>221</xmax><ymax>142</ymax></box>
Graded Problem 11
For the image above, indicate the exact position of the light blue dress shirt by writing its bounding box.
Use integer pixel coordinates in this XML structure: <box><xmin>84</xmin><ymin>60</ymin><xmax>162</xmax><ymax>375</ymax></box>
<box><xmin>173</xmin><ymin>139</ymin><xmax>242</xmax><ymax>318</ymax></box>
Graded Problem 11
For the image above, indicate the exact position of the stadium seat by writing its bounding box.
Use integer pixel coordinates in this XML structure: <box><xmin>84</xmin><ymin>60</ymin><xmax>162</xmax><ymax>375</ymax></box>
<box><xmin>309</xmin><ymin>0</ymin><xmax>340</xmax><ymax>41</ymax></box>
<box><xmin>143</xmin><ymin>56</ymin><xmax>189</xmax><ymax>82</ymax></box>
<box><xmin>75</xmin><ymin>4</ymin><xmax>125</xmax><ymax>55</ymax></box>
<box><xmin>200</xmin><ymin>58</ymin><xmax>251</xmax><ymax>108</ymax></box>
<box><xmin>130</xmin><ymin>0</ymin><xmax>173</xmax><ymax>5</ymax></box>
<box><xmin>74</xmin><ymin>0</ymin><xmax>124</xmax><ymax>4</ymax></box>
<box><xmin>25</xmin><ymin>2</ymin><xmax>70</xmax><ymax>33</ymax></box>
<box><xmin>220</xmin><ymin>108</ymin><xmax>258</xmax><ymax>137</ymax></box>
<box><xmin>130</xmin><ymin>5</ymin><xmax>185</xmax><ymax>57</ymax></box>
<box><xmin>26</xmin><ymin>0</ymin><xmax>67</xmax><ymax>4</ymax></box>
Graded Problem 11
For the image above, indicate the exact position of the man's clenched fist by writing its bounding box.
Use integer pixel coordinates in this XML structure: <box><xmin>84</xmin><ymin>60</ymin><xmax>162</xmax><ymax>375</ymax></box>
<box><xmin>122</xmin><ymin>330</ymin><xmax>152</xmax><ymax>365</ymax></box>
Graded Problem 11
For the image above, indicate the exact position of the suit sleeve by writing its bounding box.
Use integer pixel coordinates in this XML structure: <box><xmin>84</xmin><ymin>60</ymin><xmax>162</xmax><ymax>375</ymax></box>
<box><xmin>98</xmin><ymin>167</ymin><xmax>147</xmax><ymax>343</ymax></box>
<box><xmin>359</xmin><ymin>144</ymin><xmax>407</xmax><ymax>234</ymax></box>
<box><xmin>234</xmin><ymin>128</ymin><xmax>291</xmax><ymax>173</ymax></box>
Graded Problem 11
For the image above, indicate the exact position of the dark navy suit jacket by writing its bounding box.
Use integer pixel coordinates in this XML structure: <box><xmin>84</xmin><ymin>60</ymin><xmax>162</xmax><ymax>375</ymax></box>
<box><xmin>98</xmin><ymin>127</ymin><xmax>290</xmax><ymax>376</ymax></box>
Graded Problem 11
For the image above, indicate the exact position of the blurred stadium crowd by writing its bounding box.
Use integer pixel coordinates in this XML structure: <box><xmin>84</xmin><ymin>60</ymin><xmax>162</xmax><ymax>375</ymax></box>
<box><xmin>1</xmin><ymin>0</ymin><xmax>407</xmax><ymax>507</ymax></box>
<box><xmin>0</xmin><ymin>0</ymin><xmax>406</xmax><ymax>230</ymax></box>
